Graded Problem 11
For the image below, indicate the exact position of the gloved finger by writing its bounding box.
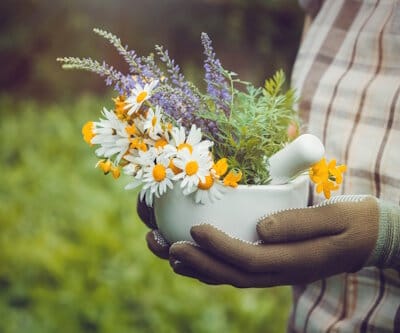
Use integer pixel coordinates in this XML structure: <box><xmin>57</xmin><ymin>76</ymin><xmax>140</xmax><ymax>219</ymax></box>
<box><xmin>189</xmin><ymin>224</ymin><xmax>275</xmax><ymax>273</ymax></box>
<box><xmin>256</xmin><ymin>202</ymin><xmax>351</xmax><ymax>243</ymax></box>
<box><xmin>146</xmin><ymin>230</ymin><xmax>170</xmax><ymax>259</ymax></box>
<box><xmin>137</xmin><ymin>196</ymin><xmax>157</xmax><ymax>229</ymax></box>
<box><xmin>258</xmin><ymin>196</ymin><xmax>378</xmax><ymax>243</ymax></box>
<box><xmin>169</xmin><ymin>259</ymin><xmax>220</xmax><ymax>285</ymax></box>
<box><xmin>190</xmin><ymin>224</ymin><xmax>355</xmax><ymax>273</ymax></box>
<box><xmin>170</xmin><ymin>242</ymin><xmax>280</xmax><ymax>288</ymax></box>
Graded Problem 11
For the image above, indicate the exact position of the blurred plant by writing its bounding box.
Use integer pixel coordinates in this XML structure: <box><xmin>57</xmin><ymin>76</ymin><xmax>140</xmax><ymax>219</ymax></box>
<box><xmin>0</xmin><ymin>96</ymin><xmax>291</xmax><ymax>332</ymax></box>
<box><xmin>0</xmin><ymin>0</ymin><xmax>302</xmax><ymax>101</ymax></box>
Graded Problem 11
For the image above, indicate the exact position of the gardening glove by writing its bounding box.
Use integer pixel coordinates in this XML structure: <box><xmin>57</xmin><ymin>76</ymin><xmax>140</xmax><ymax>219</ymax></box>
<box><xmin>169</xmin><ymin>195</ymin><xmax>400</xmax><ymax>288</ymax></box>
<box><xmin>136</xmin><ymin>197</ymin><xmax>170</xmax><ymax>259</ymax></box>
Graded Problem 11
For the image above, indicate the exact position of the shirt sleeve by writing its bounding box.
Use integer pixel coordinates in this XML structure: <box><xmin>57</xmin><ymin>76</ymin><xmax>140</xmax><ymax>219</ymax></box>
<box><xmin>298</xmin><ymin>0</ymin><xmax>324</xmax><ymax>18</ymax></box>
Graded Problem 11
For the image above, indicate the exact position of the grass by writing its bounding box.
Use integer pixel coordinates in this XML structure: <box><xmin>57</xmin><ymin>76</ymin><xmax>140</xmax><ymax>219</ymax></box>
<box><xmin>0</xmin><ymin>95</ymin><xmax>291</xmax><ymax>332</ymax></box>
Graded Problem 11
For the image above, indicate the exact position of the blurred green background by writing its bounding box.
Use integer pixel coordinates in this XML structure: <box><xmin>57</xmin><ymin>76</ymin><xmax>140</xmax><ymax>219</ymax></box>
<box><xmin>1</xmin><ymin>1</ymin><xmax>304</xmax><ymax>332</ymax></box>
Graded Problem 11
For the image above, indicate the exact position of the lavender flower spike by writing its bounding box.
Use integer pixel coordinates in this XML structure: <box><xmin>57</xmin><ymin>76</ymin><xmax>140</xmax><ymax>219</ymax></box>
<box><xmin>201</xmin><ymin>32</ymin><xmax>231</xmax><ymax>115</ymax></box>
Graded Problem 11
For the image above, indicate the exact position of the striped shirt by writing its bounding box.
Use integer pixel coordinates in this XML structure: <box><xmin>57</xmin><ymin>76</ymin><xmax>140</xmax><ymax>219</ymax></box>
<box><xmin>289</xmin><ymin>0</ymin><xmax>400</xmax><ymax>332</ymax></box>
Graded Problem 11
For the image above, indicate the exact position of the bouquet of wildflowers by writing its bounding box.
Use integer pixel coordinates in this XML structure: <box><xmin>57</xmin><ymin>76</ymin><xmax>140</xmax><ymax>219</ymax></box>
<box><xmin>58</xmin><ymin>29</ymin><xmax>344</xmax><ymax>206</ymax></box>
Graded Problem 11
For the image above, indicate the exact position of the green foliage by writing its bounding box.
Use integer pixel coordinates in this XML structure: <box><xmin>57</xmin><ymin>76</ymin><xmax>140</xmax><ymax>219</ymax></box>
<box><xmin>200</xmin><ymin>70</ymin><xmax>299</xmax><ymax>184</ymax></box>
<box><xmin>0</xmin><ymin>96</ymin><xmax>291</xmax><ymax>332</ymax></box>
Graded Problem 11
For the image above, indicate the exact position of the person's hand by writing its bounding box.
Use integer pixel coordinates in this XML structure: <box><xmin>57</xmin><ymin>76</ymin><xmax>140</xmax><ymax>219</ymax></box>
<box><xmin>136</xmin><ymin>197</ymin><xmax>170</xmax><ymax>259</ymax></box>
<box><xmin>168</xmin><ymin>195</ymin><xmax>396</xmax><ymax>288</ymax></box>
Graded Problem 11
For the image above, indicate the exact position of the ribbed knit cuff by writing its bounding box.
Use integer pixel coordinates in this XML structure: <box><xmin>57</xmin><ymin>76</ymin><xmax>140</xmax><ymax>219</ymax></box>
<box><xmin>365</xmin><ymin>199</ymin><xmax>400</xmax><ymax>269</ymax></box>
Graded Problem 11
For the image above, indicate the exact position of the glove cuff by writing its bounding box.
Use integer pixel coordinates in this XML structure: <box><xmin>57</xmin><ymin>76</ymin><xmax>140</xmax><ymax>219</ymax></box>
<box><xmin>366</xmin><ymin>199</ymin><xmax>400</xmax><ymax>269</ymax></box>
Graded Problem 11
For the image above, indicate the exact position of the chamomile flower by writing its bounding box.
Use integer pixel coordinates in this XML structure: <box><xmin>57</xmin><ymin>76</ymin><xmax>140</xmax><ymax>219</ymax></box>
<box><xmin>138</xmin><ymin>154</ymin><xmax>174</xmax><ymax>206</ymax></box>
<box><xmin>145</xmin><ymin>122</ymin><xmax>174</xmax><ymax>151</ymax></box>
<box><xmin>91</xmin><ymin>108</ymin><xmax>130</xmax><ymax>163</ymax></box>
<box><xmin>173</xmin><ymin>147</ymin><xmax>213</xmax><ymax>190</ymax></box>
<box><xmin>183</xmin><ymin>174</ymin><xmax>226</xmax><ymax>204</ymax></box>
<box><xmin>182</xmin><ymin>157</ymin><xmax>228</xmax><ymax>204</ymax></box>
<box><xmin>124</xmin><ymin>148</ymin><xmax>158</xmax><ymax>192</ymax></box>
<box><xmin>171</xmin><ymin>124</ymin><xmax>213</xmax><ymax>154</ymax></box>
<box><xmin>195</xmin><ymin>177</ymin><xmax>225</xmax><ymax>204</ymax></box>
<box><xmin>125</xmin><ymin>80</ymin><xmax>159</xmax><ymax>116</ymax></box>
<box><xmin>143</xmin><ymin>106</ymin><xmax>163</xmax><ymax>139</ymax></box>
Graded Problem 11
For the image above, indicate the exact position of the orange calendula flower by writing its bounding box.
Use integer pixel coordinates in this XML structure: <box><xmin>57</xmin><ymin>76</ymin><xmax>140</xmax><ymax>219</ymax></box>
<box><xmin>82</xmin><ymin>121</ymin><xmax>95</xmax><ymax>145</ymax></box>
<box><xmin>213</xmin><ymin>158</ymin><xmax>228</xmax><ymax>177</ymax></box>
<box><xmin>223</xmin><ymin>169</ymin><xmax>242</xmax><ymax>188</ymax></box>
<box><xmin>309</xmin><ymin>158</ymin><xmax>347</xmax><ymax>199</ymax></box>
<box><xmin>328</xmin><ymin>159</ymin><xmax>347</xmax><ymax>184</ymax></box>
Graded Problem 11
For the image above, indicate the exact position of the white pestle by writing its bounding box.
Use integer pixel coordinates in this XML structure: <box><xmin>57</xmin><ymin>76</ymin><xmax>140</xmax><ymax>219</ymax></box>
<box><xmin>268</xmin><ymin>134</ymin><xmax>325</xmax><ymax>185</ymax></box>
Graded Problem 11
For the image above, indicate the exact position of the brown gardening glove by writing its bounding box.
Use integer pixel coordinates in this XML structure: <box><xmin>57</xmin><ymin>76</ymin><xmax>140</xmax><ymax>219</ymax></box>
<box><xmin>168</xmin><ymin>195</ymin><xmax>382</xmax><ymax>287</ymax></box>
<box><xmin>136</xmin><ymin>196</ymin><xmax>170</xmax><ymax>259</ymax></box>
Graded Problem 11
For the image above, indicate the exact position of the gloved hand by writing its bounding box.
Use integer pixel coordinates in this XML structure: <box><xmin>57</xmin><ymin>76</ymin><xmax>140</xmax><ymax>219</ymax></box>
<box><xmin>136</xmin><ymin>197</ymin><xmax>170</xmax><ymax>259</ymax></box>
<box><xmin>168</xmin><ymin>195</ymin><xmax>400</xmax><ymax>288</ymax></box>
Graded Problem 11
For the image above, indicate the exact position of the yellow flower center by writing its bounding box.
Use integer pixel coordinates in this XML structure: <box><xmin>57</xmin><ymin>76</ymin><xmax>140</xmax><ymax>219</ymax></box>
<box><xmin>178</xmin><ymin>143</ymin><xmax>193</xmax><ymax>153</ymax></box>
<box><xmin>151</xmin><ymin>116</ymin><xmax>158</xmax><ymax>127</ymax></box>
<box><xmin>155</xmin><ymin>138</ymin><xmax>168</xmax><ymax>148</ymax></box>
<box><xmin>185</xmin><ymin>160</ymin><xmax>199</xmax><ymax>176</ymax></box>
<box><xmin>82</xmin><ymin>121</ymin><xmax>95</xmax><ymax>145</ymax></box>
<box><xmin>153</xmin><ymin>164</ymin><xmax>167</xmax><ymax>182</ymax></box>
<box><xmin>198</xmin><ymin>175</ymin><xmax>214</xmax><ymax>190</ymax></box>
<box><xmin>136</xmin><ymin>91</ymin><xmax>148</xmax><ymax>103</ymax></box>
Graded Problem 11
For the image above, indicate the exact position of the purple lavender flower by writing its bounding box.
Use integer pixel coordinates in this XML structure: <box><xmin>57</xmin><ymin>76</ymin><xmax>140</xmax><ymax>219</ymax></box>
<box><xmin>154</xmin><ymin>44</ymin><xmax>221</xmax><ymax>135</ymax></box>
<box><xmin>156</xmin><ymin>46</ymin><xmax>200</xmax><ymax>110</ymax></box>
<box><xmin>61</xmin><ymin>29</ymin><xmax>222</xmax><ymax>137</ymax></box>
<box><xmin>201</xmin><ymin>32</ymin><xmax>231</xmax><ymax>116</ymax></box>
